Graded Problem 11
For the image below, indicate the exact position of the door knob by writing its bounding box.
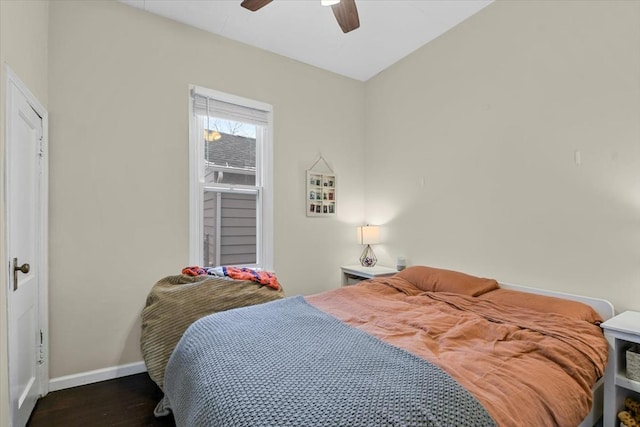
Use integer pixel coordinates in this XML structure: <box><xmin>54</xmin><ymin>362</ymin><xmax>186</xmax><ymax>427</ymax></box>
<box><xmin>15</xmin><ymin>262</ymin><xmax>30</xmax><ymax>274</ymax></box>
<box><xmin>12</xmin><ymin>258</ymin><xmax>30</xmax><ymax>291</ymax></box>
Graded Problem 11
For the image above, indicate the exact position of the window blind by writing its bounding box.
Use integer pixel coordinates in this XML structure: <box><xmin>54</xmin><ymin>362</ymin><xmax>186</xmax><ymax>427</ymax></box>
<box><xmin>192</xmin><ymin>92</ymin><xmax>269</xmax><ymax>126</ymax></box>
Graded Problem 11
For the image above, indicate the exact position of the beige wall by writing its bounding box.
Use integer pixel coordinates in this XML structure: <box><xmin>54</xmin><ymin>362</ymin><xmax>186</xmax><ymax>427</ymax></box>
<box><xmin>0</xmin><ymin>1</ymin><xmax>50</xmax><ymax>424</ymax></box>
<box><xmin>47</xmin><ymin>0</ymin><xmax>365</xmax><ymax>378</ymax></box>
<box><xmin>365</xmin><ymin>0</ymin><xmax>640</xmax><ymax>313</ymax></box>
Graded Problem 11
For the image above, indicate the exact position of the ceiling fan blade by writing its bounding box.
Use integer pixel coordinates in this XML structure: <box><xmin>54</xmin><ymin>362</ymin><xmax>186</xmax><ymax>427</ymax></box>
<box><xmin>240</xmin><ymin>0</ymin><xmax>273</xmax><ymax>12</ymax></box>
<box><xmin>331</xmin><ymin>0</ymin><xmax>360</xmax><ymax>33</ymax></box>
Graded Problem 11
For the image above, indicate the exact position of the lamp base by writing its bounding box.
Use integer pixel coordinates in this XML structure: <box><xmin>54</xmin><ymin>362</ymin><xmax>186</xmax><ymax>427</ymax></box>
<box><xmin>359</xmin><ymin>244</ymin><xmax>377</xmax><ymax>267</ymax></box>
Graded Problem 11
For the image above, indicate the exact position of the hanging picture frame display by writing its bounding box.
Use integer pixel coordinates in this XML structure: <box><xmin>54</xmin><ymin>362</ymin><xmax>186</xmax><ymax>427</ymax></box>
<box><xmin>306</xmin><ymin>156</ymin><xmax>336</xmax><ymax>217</ymax></box>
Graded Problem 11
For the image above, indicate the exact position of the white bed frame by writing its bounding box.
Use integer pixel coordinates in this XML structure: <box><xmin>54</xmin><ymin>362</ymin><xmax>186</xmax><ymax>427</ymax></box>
<box><xmin>500</xmin><ymin>282</ymin><xmax>615</xmax><ymax>427</ymax></box>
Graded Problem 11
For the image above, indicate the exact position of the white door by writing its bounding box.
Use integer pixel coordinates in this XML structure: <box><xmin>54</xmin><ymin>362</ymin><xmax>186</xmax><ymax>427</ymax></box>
<box><xmin>6</xmin><ymin>71</ymin><xmax>48</xmax><ymax>427</ymax></box>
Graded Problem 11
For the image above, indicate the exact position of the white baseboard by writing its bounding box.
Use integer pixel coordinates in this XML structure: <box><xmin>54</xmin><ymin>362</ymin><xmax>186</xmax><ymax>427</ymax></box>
<box><xmin>48</xmin><ymin>361</ymin><xmax>147</xmax><ymax>392</ymax></box>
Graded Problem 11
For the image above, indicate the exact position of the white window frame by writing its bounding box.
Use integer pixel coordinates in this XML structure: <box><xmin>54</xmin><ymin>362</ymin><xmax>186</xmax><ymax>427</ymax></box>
<box><xmin>189</xmin><ymin>85</ymin><xmax>274</xmax><ymax>271</ymax></box>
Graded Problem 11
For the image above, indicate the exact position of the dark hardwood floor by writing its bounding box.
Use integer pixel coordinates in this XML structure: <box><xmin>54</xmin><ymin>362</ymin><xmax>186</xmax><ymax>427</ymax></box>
<box><xmin>27</xmin><ymin>373</ymin><xmax>176</xmax><ymax>427</ymax></box>
<box><xmin>26</xmin><ymin>371</ymin><xmax>606</xmax><ymax>427</ymax></box>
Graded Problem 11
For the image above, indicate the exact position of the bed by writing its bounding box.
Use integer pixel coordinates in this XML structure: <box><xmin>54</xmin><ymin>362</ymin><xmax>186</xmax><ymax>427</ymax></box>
<box><xmin>158</xmin><ymin>265</ymin><xmax>613</xmax><ymax>427</ymax></box>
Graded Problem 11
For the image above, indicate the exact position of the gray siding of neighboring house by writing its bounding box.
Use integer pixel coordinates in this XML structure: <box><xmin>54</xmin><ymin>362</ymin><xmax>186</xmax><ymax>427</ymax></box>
<box><xmin>203</xmin><ymin>191</ymin><xmax>257</xmax><ymax>267</ymax></box>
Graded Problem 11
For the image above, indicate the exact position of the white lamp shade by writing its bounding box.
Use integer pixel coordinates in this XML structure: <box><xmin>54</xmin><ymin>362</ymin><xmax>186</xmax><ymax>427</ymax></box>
<box><xmin>356</xmin><ymin>225</ymin><xmax>380</xmax><ymax>245</ymax></box>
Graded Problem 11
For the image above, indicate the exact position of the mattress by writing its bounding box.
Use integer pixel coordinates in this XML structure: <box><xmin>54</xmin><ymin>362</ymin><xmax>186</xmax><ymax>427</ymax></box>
<box><xmin>159</xmin><ymin>266</ymin><xmax>608</xmax><ymax>426</ymax></box>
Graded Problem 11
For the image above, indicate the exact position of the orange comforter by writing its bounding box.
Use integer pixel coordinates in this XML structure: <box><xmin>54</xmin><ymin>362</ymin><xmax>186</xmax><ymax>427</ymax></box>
<box><xmin>306</xmin><ymin>277</ymin><xmax>608</xmax><ymax>427</ymax></box>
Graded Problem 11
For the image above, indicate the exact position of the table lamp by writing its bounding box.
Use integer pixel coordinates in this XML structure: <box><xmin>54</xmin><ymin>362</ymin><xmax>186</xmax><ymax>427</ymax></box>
<box><xmin>356</xmin><ymin>225</ymin><xmax>380</xmax><ymax>267</ymax></box>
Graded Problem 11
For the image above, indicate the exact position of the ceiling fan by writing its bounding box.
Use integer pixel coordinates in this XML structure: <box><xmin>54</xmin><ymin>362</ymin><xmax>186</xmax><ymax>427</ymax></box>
<box><xmin>240</xmin><ymin>0</ymin><xmax>360</xmax><ymax>34</ymax></box>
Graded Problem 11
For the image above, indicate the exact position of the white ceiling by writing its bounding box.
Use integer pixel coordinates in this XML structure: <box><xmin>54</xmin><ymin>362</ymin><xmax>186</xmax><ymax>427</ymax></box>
<box><xmin>120</xmin><ymin>0</ymin><xmax>493</xmax><ymax>81</ymax></box>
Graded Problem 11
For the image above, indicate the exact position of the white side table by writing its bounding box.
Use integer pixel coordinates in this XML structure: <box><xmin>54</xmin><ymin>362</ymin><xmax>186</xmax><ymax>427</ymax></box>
<box><xmin>601</xmin><ymin>310</ymin><xmax>640</xmax><ymax>427</ymax></box>
<box><xmin>341</xmin><ymin>265</ymin><xmax>397</xmax><ymax>286</ymax></box>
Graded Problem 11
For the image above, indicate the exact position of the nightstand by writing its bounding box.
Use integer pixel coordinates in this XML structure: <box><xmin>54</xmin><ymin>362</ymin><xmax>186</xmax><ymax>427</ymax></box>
<box><xmin>601</xmin><ymin>311</ymin><xmax>640</xmax><ymax>427</ymax></box>
<box><xmin>341</xmin><ymin>265</ymin><xmax>397</xmax><ymax>286</ymax></box>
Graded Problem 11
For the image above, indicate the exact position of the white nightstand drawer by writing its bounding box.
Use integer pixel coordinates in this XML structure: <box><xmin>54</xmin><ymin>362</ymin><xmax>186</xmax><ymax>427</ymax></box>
<box><xmin>341</xmin><ymin>265</ymin><xmax>397</xmax><ymax>286</ymax></box>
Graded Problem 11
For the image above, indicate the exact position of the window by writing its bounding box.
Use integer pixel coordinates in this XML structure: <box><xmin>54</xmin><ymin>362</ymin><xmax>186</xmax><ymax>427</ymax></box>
<box><xmin>189</xmin><ymin>86</ymin><xmax>273</xmax><ymax>270</ymax></box>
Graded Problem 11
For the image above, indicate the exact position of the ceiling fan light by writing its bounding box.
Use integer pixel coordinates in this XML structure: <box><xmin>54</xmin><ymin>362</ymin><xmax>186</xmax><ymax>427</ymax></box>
<box><xmin>321</xmin><ymin>0</ymin><xmax>340</xmax><ymax>6</ymax></box>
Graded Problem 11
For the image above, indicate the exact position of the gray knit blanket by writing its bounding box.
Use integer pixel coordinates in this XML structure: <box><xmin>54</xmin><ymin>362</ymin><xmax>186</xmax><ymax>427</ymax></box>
<box><xmin>163</xmin><ymin>296</ymin><xmax>496</xmax><ymax>427</ymax></box>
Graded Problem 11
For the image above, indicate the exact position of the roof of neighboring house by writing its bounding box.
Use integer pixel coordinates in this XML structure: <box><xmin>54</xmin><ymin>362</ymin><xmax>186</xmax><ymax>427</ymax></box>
<box><xmin>205</xmin><ymin>132</ymin><xmax>256</xmax><ymax>170</ymax></box>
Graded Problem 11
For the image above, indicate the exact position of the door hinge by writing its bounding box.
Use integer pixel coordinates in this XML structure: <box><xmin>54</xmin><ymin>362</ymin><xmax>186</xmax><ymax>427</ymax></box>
<box><xmin>37</xmin><ymin>329</ymin><xmax>44</xmax><ymax>365</ymax></box>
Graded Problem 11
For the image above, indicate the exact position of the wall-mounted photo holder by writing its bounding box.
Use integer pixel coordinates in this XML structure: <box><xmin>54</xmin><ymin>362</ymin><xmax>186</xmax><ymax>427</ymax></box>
<box><xmin>306</xmin><ymin>158</ymin><xmax>336</xmax><ymax>217</ymax></box>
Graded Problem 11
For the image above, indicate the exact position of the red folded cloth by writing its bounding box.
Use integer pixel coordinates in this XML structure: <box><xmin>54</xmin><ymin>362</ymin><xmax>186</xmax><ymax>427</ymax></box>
<box><xmin>181</xmin><ymin>266</ymin><xmax>206</xmax><ymax>276</ymax></box>
<box><xmin>223</xmin><ymin>267</ymin><xmax>281</xmax><ymax>290</ymax></box>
